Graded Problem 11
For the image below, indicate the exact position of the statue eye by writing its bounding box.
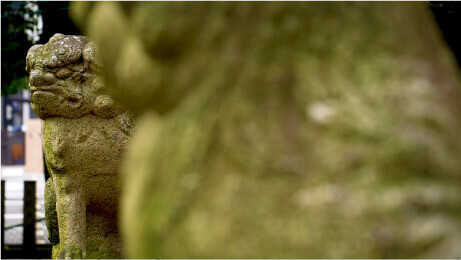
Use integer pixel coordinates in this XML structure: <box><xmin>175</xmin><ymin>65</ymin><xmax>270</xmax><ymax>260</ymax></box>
<box><xmin>56</xmin><ymin>68</ymin><xmax>73</xmax><ymax>78</ymax></box>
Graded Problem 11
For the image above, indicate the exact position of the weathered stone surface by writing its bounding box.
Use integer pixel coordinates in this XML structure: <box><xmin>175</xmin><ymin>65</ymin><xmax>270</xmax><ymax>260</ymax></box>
<box><xmin>26</xmin><ymin>34</ymin><xmax>134</xmax><ymax>259</ymax></box>
<box><xmin>73</xmin><ymin>2</ymin><xmax>461</xmax><ymax>258</ymax></box>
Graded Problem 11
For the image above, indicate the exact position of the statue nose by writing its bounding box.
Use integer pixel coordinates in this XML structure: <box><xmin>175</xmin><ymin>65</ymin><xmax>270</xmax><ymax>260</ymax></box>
<box><xmin>30</xmin><ymin>70</ymin><xmax>56</xmax><ymax>87</ymax></box>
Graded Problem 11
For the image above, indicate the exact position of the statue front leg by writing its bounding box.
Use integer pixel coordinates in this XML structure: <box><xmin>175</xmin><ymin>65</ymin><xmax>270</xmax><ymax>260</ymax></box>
<box><xmin>54</xmin><ymin>177</ymin><xmax>87</xmax><ymax>259</ymax></box>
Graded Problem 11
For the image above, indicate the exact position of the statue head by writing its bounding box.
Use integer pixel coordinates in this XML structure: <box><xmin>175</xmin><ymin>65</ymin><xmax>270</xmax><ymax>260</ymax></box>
<box><xmin>26</xmin><ymin>33</ymin><xmax>120</xmax><ymax>119</ymax></box>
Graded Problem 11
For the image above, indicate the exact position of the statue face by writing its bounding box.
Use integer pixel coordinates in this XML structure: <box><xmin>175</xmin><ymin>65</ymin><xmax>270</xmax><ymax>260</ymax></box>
<box><xmin>28</xmin><ymin>62</ymin><xmax>94</xmax><ymax>119</ymax></box>
<box><xmin>26</xmin><ymin>34</ymin><xmax>102</xmax><ymax>119</ymax></box>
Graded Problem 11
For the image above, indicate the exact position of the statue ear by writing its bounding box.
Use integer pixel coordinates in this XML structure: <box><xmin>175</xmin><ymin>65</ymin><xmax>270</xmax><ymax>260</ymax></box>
<box><xmin>83</xmin><ymin>41</ymin><xmax>103</xmax><ymax>72</ymax></box>
<box><xmin>93</xmin><ymin>94</ymin><xmax>121</xmax><ymax>118</ymax></box>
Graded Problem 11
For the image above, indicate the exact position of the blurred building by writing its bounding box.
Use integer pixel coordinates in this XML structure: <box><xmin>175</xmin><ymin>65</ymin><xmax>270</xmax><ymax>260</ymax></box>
<box><xmin>2</xmin><ymin>87</ymin><xmax>48</xmax><ymax>244</ymax></box>
<box><xmin>1</xmin><ymin>89</ymin><xmax>41</xmax><ymax>170</ymax></box>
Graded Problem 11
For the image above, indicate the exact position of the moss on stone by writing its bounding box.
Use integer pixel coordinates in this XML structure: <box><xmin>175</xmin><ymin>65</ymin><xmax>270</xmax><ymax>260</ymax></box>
<box><xmin>27</xmin><ymin>34</ymin><xmax>133</xmax><ymax>259</ymax></box>
<box><xmin>73</xmin><ymin>2</ymin><xmax>461</xmax><ymax>258</ymax></box>
<box><xmin>44</xmin><ymin>178</ymin><xmax>59</xmax><ymax>246</ymax></box>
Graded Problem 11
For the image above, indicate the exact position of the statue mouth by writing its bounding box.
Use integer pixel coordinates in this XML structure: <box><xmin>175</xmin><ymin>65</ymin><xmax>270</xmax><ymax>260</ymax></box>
<box><xmin>30</xmin><ymin>85</ymin><xmax>63</xmax><ymax>96</ymax></box>
<box><xmin>30</xmin><ymin>84</ymin><xmax>84</xmax><ymax>110</ymax></box>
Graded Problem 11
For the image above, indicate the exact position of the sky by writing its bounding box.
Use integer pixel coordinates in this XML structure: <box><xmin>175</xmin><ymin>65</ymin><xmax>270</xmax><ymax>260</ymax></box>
<box><xmin>23</xmin><ymin>2</ymin><xmax>42</xmax><ymax>43</ymax></box>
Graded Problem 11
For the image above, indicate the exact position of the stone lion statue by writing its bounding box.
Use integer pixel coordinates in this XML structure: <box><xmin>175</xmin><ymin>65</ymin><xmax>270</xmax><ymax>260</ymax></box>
<box><xmin>26</xmin><ymin>33</ymin><xmax>133</xmax><ymax>259</ymax></box>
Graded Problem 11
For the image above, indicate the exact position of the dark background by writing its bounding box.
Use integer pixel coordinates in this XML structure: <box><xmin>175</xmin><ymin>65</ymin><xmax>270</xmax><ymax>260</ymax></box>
<box><xmin>2</xmin><ymin>1</ymin><xmax>80</xmax><ymax>96</ymax></box>
<box><xmin>429</xmin><ymin>1</ymin><xmax>461</xmax><ymax>68</ymax></box>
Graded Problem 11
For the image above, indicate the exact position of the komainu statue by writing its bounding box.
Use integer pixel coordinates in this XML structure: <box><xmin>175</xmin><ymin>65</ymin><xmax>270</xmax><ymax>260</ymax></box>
<box><xmin>73</xmin><ymin>2</ymin><xmax>461</xmax><ymax>258</ymax></box>
<box><xmin>26</xmin><ymin>33</ymin><xmax>133</xmax><ymax>259</ymax></box>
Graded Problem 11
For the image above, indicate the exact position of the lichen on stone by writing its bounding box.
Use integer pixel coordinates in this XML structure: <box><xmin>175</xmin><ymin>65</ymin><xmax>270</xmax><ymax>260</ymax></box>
<box><xmin>72</xmin><ymin>2</ymin><xmax>461</xmax><ymax>258</ymax></box>
<box><xmin>27</xmin><ymin>34</ymin><xmax>133</xmax><ymax>259</ymax></box>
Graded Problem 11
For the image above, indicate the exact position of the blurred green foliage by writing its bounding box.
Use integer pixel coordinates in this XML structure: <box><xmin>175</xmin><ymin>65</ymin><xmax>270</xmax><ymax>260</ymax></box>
<box><xmin>1</xmin><ymin>1</ymin><xmax>79</xmax><ymax>96</ymax></box>
<box><xmin>1</xmin><ymin>1</ymin><xmax>36</xmax><ymax>96</ymax></box>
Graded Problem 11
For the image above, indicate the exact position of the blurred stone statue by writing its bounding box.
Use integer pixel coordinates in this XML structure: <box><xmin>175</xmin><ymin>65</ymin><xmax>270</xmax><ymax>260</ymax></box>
<box><xmin>73</xmin><ymin>2</ymin><xmax>461</xmax><ymax>258</ymax></box>
<box><xmin>26</xmin><ymin>33</ymin><xmax>133</xmax><ymax>259</ymax></box>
